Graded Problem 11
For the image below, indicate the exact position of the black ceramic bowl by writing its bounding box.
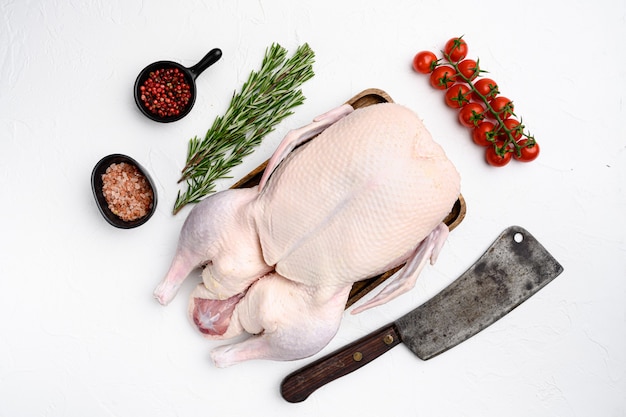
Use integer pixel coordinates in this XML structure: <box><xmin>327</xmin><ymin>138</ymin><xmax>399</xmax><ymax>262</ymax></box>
<box><xmin>134</xmin><ymin>48</ymin><xmax>222</xmax><ymax>123</ymax></box>
<box><xmin>91</xmin><ymin>154</ymin><xmax>158</xmax><ymax>229</ymax></box>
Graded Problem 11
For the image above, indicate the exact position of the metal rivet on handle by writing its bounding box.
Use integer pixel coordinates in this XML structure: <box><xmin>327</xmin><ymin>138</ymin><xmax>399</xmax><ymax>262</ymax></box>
<box><xmin>353</xmin><ymin>352</ymin><xmax>363</xmax><ymax>361</ymax></box>
<box><xmin>383</xmin><ymin>334</ymin><xmax>394</xmax><ymax>345</ymax></box>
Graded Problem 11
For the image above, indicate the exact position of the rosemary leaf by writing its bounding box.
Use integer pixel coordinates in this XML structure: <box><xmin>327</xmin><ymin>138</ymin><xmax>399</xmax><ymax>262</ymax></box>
<box><xmin>172</xmin><ymin>43</ymin><xmax>315</xmax><ymax>214</ymax></box>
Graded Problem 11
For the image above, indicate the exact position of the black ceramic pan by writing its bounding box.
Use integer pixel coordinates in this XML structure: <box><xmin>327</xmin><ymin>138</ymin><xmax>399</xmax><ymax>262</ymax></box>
<box><xmin>134</xmin><ymin>48</ymin><xmax>222</xmax><ymax>122</ymax></box>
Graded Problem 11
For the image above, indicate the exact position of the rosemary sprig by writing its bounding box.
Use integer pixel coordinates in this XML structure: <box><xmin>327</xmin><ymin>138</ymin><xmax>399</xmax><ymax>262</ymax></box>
<box><xmin>173</xmin><ymin>43</ymin><xmax>315</xmax><ymax>214</ymax></box>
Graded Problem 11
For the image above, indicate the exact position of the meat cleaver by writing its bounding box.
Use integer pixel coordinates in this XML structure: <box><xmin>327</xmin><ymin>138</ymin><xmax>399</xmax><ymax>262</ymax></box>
<box><xmin>280</xmin><ymin>225</ymin><xmax>563</xmax><ymax>403</ymax></box>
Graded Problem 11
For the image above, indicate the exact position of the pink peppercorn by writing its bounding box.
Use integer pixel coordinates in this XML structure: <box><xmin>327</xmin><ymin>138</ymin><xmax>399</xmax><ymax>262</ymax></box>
<box><xmin>140</xmin><ymin>68</ymin><xmax>192</xmax><ymax>118</ymax></box>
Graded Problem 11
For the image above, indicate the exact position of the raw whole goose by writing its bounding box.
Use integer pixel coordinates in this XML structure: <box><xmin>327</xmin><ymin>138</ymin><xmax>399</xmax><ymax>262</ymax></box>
<box><xmin>154</xmin><ymin>102</ymin><xmax>461</xmax><ymax>367</ymax></box>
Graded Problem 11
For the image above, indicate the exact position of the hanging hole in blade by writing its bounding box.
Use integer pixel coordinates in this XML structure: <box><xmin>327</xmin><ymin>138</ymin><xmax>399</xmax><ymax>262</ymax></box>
<box><xmin>514</xmin><ymin>232</ymin><xmax>524</xmax><ymax>243</ymax></box>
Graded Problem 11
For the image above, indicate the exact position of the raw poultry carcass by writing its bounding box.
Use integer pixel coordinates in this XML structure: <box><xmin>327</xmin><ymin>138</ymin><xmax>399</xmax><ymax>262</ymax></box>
<box><xmin>153</xmin><ymin>102</ymin><xmax>461</xmax><ymax>367</ymax></box>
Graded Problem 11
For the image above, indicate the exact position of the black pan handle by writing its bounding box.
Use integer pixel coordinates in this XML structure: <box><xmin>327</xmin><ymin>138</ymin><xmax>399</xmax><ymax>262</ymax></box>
<box><xmin>188</xmin><ymin>48</ymin><xmax>222</xmax><ymax>79</ymax></box>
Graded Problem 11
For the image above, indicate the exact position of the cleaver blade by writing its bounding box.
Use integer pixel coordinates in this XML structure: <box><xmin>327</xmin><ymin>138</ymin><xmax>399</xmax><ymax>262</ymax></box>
<box><xmin>281</xmin><ymin>226</ymin><xmax>564</xmax><ymax>403</ymax></box>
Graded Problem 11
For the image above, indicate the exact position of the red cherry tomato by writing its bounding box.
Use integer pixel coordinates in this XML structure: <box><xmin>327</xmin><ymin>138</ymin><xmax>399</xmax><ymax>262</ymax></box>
<box><xmin>490</xmin><ymin>96</ymin><xmax>515</xmax><ymax>119</ymax></box>
<box><xmin>458</xmin><ymin>102</ymin><xmax>485</xmax><ymax>128</ymax></box>
<box><xmin>412</xmin><ymin>51</ymin><xmax>438</xmax><ymax>74</ymax></box>
<box><xmin>472</xmin><ymin>121</ymin><xmax>496</xmax><ymax>146</ymax></box>
<box><xmin>444</xmin><ymin>84</ymin><xmax>471</xmax><ymax>108</ymax></box>
<box><xmin>456</xmin><ymin>59</ymin><xmax>480</xmax><ymax>81</ymax></box>
<box><xmin>500</xmin><ymin>118</ymin><xmax>523</xmax><ymax>140</ymax></box>
<box><xmin>444</xmin><ymin>37</ymin><xmax>468</xmax><ymax>62</ymax></box>
<box><xmin>472</xmin><ymin>78</ymin><xmax>499</xmax><ymax>101</ymax></box>
<box><xmin>485</xmin><ymin>145</ymin><xmax>512</xmax><ymax>167</ymax></box>
<box><xmin>514</xmin><ymin>139</ymin><xmax>540</xmax><ymax>162</ymax></box>
<box><xmin>429</xmin><ymin>65</ymin><xmax>456</xmax><ymax>90</ymax></box>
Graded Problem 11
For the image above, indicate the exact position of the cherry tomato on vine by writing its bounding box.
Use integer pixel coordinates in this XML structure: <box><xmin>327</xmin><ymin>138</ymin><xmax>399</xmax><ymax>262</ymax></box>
<box><xmin>514</xmin><ymin>139</ymin><xmax>540</xmax><ymax>162</ymax></box>
<box><xmin>456</xmin><ymin>59</ymin><xmax>480</xmax><ymax>81</ymax></box>
<box><xmin>472</xmin><ymin>121</ymin><xmax>496</xmax><ymax>146</ymax></box>
<box><xmin>500</xmin><ymin>118</ymin><xmax>523</xmax><ymax>141</ymax></box>
<box><xmin>412</xmin><ymin>51</ymin><xmax>438</xmax><ymax>74</ymax></box>
<box><xmin>490</xmin><ymin>96</ymin><xmax>515</xmax><ymax>119</ymax></box>
<box><xmin>485</xmin><ymin>145</ymin><xmax>512</xmax><ymax>167</ymax></box>
<box><xmin>429</xmin><ymin>65</ymin><xmax>456</xmax><ymax>90</ymax></box>
<box><xmin>458</xmin><ymin>102</ymin><xmax>485</xmax><ymax>128</ymax></box>
<box><xmin>444</xmin><ymin>84</ymin><xmax>471</xmax><ymax>108</ymax></box>
<box><xmin>444</xmin><ymin>37</ymin><xmax>468</xmax><ymax>62</ymax></box>
<box><xmin>472</xmin><ymin>78</ymin><xmax>499</xmax><ymax>101</ymax></box>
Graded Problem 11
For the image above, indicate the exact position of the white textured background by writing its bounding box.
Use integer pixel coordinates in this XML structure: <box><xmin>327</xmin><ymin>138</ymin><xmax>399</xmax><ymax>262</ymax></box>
<box><xmin>1</xmin><ymin>0</ymin><xmax>625</xmax><ymax>416</ymax></box>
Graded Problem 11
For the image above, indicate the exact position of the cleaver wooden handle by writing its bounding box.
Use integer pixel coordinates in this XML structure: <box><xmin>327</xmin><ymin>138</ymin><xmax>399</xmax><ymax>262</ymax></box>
<box><xmin>280</xmin><ymin>324</ymin><xmax>402</xmax><ymax>403</ymax></box>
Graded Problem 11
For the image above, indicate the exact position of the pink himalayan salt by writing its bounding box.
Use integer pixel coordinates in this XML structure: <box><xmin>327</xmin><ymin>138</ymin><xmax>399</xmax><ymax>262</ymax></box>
<box><xmin>102</xmin><ymin>162</ymin><xmax>153</xmax><ymax>222</ymax></box>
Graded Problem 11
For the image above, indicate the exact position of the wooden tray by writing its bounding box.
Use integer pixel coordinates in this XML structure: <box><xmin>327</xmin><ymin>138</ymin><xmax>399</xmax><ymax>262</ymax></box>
<box><xmin>232</xmin><ymin>88</ymin><xmax>466</xmax><ymax>308</ymax></box>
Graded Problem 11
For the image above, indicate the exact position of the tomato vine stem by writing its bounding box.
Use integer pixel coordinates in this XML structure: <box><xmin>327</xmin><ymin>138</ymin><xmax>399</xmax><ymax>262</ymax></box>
<box><xmin>440</xmin><ymin>50</ymin><xmax>535</xmax><ymax>158</ymax></box>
